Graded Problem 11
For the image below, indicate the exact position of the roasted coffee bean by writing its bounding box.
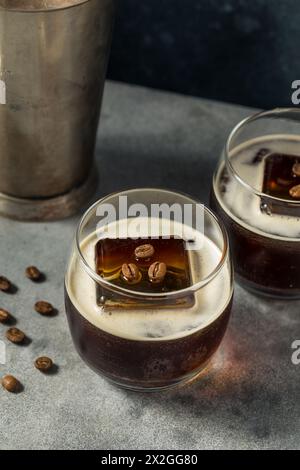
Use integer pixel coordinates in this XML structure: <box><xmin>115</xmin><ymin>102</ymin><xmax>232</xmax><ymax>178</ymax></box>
<box><xmin>134</xmin><ymin>244</ymin><xmax>155</xmax><ymax>260</ymax></box>
<box><xmin>292</xmin><ymin>162</ymin><xmax>300</xmax><ymax>177</ymax></box>
<box><xmin>148</xmin><ymin>261</ymin><xmax>167</xmax><ymax>284</ymax></box>
<box><xmin>1</xmin><ymin>375</ymin><xmax>21</xmax><ymax>393</ymax></box>
<box><xmin>35</xmin><ymin>301</ymin><xmax>54</xmax><ymax>316</ymax></box>
<box><xmin>0</xmin><ymin>276</ymin><xmax>11</xmax><ymax>292</ymax></box>
<box><xmin>6</xmin><ymin>327</ymin><xmax>25</xmax><ymax>344</ymax></box>
<box><xmin>25</xmin><ymin>266</ymin><xmax>42</xmax><ymax>281</ymax></box>
<box><xmin>290</xmin><ymin>184</ymin><xmax>300</xmax><ymax>199</ymax></box>
<box><xmin>0</xmin><ymin>308</ymin><xmax>10</xmax><ymax>323</ymax></box>
<box><xmin>34</xmin><ymin>356</ymin><xmax>53</xmax><ymax>372</ymax></box>
<box><xmin>121</xmin><ymin>263</ymin><xmax>141</xmax><ymax>284</ymax></box>
<box><xmin>277</xmin><ymin>177</ymin><xmax>293</xmax><ymax>187</ymax></box>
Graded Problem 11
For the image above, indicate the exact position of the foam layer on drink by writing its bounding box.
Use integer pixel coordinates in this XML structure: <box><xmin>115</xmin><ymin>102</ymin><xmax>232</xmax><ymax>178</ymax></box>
<box><xmin>214</xmin><ymin>135</ymin><xmax>300</xmax><ymax>239</ymax></box>
<box><xmin>66</xmin><ymin>219</ymin><xmax>232</xmax><ymax>341</ymax></box>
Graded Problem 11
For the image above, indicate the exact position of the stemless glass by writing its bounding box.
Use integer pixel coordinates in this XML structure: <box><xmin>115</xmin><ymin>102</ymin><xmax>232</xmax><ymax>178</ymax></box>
<box><xmin>211</xmin><ymin>108</ymin><xmax>300</xmax><ymax>299</ymax></box>
<box><xmin>65</xmin><ymin>188</ymin><xmax>233</xmax><ymax>391</ymax></box>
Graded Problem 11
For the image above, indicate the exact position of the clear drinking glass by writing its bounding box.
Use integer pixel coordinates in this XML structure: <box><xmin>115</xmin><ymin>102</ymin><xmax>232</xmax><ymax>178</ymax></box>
<box><xmin>65</xmin><ymin>188</ymin><xmax>233</xmax><ymax>391</ymax></box>
<box><xmin>211</xmin><ymin>108</ymin><xmax>300</xmax><ymax>299</ymax></box>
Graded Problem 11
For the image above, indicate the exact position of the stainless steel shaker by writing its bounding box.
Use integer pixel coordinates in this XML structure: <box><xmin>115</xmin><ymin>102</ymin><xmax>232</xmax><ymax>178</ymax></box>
<box><xmin>0</xmin><ymin>0</ymin><xmax>116</xmax><ymax>220</ymax></box>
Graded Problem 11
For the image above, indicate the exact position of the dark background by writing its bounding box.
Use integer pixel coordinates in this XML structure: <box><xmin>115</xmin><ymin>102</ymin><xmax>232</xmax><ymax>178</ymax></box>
<box><xmin>108</xmin><ymin>0</ymin><xmax>298</xmax><ymax>109</ymax></box>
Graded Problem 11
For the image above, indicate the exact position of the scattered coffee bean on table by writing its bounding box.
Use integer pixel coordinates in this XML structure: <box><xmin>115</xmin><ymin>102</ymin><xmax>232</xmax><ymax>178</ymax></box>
<box><xmin>0</xmin><ymin>308</ymin><xmax>10</xmax><ymax>323</ymax></box>
<box><xmin>0</xmin><ymin>276</ymin><xmax>11</xmax><ymax>292</ymax></box>
<box><xmin>1</xmin><ymin>375</ymin><xmax>21</xmax><ymax>393</ymax></box>
<box><xmin>6</xmin><ymin>327</ymin><xmax>25</xmax><ymax>344</ymax></box>
<box><xmin>34</xmin><ymin>356</ymin><xmax>53</xmax><ymax>372</ymax></box>
<box><xmin>25</xmin><ymin>266</ymin><xmax>42</xmax><ymax>282</ymax></box>
<box><xmin>34</xmin><ymin>301</ymin><xmax>54</xmax><ymax>316</ymax></box>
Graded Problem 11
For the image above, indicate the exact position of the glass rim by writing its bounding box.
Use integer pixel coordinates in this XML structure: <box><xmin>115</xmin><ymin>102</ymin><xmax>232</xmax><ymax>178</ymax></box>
<box><xmin>74</xmin><ymin>187</ymin><xmax>230</xmax><ymax>299</ymax></box>
<box><xmin>225</xmin><ymin>107</ymin><xmax>300</xmax><ymax>206</ymax></box>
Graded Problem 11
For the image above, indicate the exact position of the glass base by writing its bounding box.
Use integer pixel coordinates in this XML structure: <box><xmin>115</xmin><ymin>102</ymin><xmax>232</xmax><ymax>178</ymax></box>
<box><xmin>89</xmin><ymin>358</ymin><xmax>213</xmax><ymax>393</ymax></box>
<box><xmin>236</xmin><ymin>273</ymin><xmax>300</xmax><ymax>300</ymax></box>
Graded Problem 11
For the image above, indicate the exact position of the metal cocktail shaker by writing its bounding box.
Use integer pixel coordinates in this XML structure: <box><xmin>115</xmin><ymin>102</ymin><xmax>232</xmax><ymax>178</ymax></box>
<box><xmin>0</xmin><ymin>0</ymin><xmax>116</xmax><ymax>220</ymax></box>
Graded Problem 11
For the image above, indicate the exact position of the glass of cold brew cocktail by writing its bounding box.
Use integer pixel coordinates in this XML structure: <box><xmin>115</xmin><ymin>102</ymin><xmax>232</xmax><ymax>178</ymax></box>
<box><xmin>211</xmin><ymin>109</ymin><xmax>300</xmax><ymax>299</ymax></box>
<box><xmin>65</xmin><ymin>189</ymin><xmax>233</xmax><ymax>391</ymax></box>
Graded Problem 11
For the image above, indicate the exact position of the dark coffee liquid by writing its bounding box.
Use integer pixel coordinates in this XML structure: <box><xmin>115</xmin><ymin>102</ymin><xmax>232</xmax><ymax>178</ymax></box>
<box><xmin>65</xmin><ymin>287</ymin><xmax>233</xmax><ymax>390</ymax></box>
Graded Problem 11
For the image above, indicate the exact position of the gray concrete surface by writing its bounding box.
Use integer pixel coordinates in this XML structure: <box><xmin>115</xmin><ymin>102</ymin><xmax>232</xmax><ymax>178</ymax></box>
<box><xmin>0</xmin><ymin>81</ymin><xmax>299</xmax><ymax>450</ymax></box>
